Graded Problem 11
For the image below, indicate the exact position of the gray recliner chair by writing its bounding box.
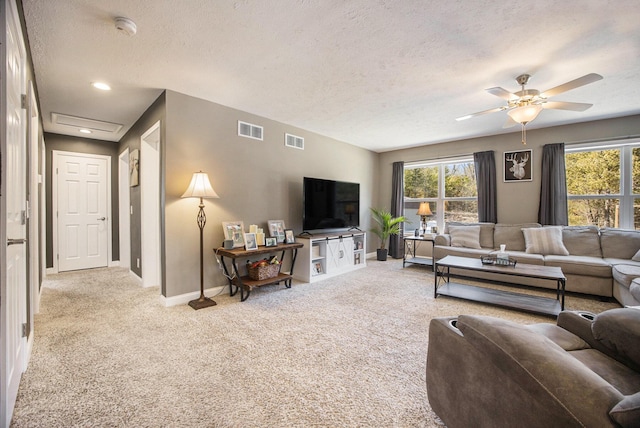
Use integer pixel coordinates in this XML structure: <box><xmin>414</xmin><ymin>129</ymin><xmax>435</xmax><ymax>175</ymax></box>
<box><xmin>426</xmin><ymin>308</ymin><xmax>640</xmax><ymax>427</ymax></box>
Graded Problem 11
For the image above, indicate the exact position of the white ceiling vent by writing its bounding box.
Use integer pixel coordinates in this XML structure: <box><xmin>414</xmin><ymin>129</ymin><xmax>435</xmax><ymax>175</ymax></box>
<box><xmin>51</xmin><ymin>112</ymin><xmax>123</xmax><ymax>134</ymax></box>
<box><xmin>285</xmin><ymin>133</ymin><xmax>304</xmax><ymax>150</ymax></box>
<box><xmin>238</xmin><ymin>120</ymin><xmax>263</xmax><ymax>140</ymax></box>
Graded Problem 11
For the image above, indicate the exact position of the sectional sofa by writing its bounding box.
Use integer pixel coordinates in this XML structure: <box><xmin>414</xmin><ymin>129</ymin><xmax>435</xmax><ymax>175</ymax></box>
<box><xmin>432</xmin><ymin>222</ymin><xmax>640</xmax><ymax>306</ymax></box>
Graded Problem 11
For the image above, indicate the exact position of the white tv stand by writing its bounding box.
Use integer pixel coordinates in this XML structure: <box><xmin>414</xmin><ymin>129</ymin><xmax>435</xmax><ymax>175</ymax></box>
<box><xmin>294</xmin><ymin>232</ymin><xmax>366</xmax><ymax>283</ymax></box>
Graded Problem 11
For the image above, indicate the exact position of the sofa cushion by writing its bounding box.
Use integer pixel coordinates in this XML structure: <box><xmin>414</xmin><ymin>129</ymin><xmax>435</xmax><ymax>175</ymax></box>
<box><xmin>545</xmin><ymin>255</ymin><xmax>612</xmax><ymax>278</ymax></box>
<box><xmin>600</xmin><ymin>228</ymin><xmax>640</xmax><ymax>259</ymax></box>
<box><xmin>445</xmin><ymin>222</ymin><xmax>495</xmax><ymax>249</ymax></box>
<box><xmin>526</xmin><ymin>323</ymin><xmax>590</xmax><ymax>351</ymax></box>
<box><xmin>610</xmin><ymin>392</ymin><xmax>640</xmax><ymax>428</ymax></box>
<box><xmin>562</xmin><ymin>226</ymin><xmax>603</xmax><ymax>258</ymax></box>
<box><xmin>449</xmin><ymin>225</ymin><xmax>481</xmax><ymax>249</ymax></box>
<box><xmin>592</xmin><ymin>308</ymin><xmax>640</xmax><ymax>368</ymax></box>
<box><xmin>631</xmin><ymin>280</ymin><xmax>640</xmax><ymax>301</ymax></box>
<box><xmin>612</xmin><ymin>264</ymin><xmax>640</xmax><ymax>289</ymax></box>
<box><xmin>494</xmin><ymin>223</ymin><xmax>540</xmax><ymax>252</ymax></box>
<box><xmin>633</xmin><ymin>248</ymin><xmax>640</xmax><ymax>262</ymax></box>
<box><xmin>522</xmin><ymin>226</ymin><xmax>570</xmax><ymax>255</ymax></box>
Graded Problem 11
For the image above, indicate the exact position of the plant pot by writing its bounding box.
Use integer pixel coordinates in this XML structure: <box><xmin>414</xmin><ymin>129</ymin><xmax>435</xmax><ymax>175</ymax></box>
<box><xmin>377</xmin><ymin>248</ymin><xmax>388</xmax><ymax>261</ymax></box>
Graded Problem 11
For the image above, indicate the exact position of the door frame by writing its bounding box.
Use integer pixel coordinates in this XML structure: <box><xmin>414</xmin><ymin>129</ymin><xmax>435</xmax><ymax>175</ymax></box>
<box><xmin>1</xmin><ymin>0</ymin><xmax>28</xmax><ymax>423</ymax></box>
<box><xmin>118</xmin><ymin>148</ymin><xmax>131</xmax><ymax>269</ymax></box>
<box><xmin>140</xmin><ymin>121</ymin><xmax>161</xmax><ymax>288</ymax></box>
<box><xmin>52</xmin><ymin>150</ymin><xmax>112</xmax><ymax>273</ymax></box>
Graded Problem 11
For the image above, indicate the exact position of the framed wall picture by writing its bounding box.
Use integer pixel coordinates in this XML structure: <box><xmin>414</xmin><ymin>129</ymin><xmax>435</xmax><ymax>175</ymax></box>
<box><xmin>268</xmin><ymin>220</ymin><xmax>286</xmax><ymax>243</ymax></box>
<box><xmin>504</xmin><ymin>149</ymin><xmax>532</xmax><ymax>182</ymax></box>
<box><xmin>265</xmin><ymin>237</ymin><xmax>278</xmax><ymax>247</ymax></box>
<box><xmin>244</xmin><ymin>232</ymin><xmax>258</xmax><ymax>250</ymax></box>
<box><xmin>129</xmin><ymin>149</ymin><xmax>139</xmax><ymax>187</ymax></box>
<box><xmin>222</xmin><ymin>221</ymin><xmax>245</xmax><ymax>248</ymax></box>
<box><xmin>284</xmin><ymin>229</ymin><xmax>295</xmax><ymax>244</ymax></box>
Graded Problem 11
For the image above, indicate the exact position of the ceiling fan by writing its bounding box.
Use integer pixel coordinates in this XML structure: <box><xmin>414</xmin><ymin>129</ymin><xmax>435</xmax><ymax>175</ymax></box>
<box><xmin>456</xmin><ymin>73</ymin><xmax>603</xmax><ymax>143</ymax></box>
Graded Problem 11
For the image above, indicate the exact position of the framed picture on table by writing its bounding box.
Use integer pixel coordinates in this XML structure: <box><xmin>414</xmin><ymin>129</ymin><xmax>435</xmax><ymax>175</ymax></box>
<box><xmin>265</xmin><ymin>237</ymin><xmax>278</xmax><ymax>247</ymax></box>
<box><xmin>244</xmin><ymin>233</ymin><xmax>258</xmax><ymax>250</ymax></box>
<box><xmin>222</xmin><ymin>221</ymin><xmax>245</xmax><ymax>248</ymax></box>
<box><xmin>268</xmin><ymin>220</ymin><xmax>286</xmax><ymax>243</ymax></box>
<box><xmin>284</xmin><ymin>229</ymin><xmax>295</xmax><ymax>244</ymax></box>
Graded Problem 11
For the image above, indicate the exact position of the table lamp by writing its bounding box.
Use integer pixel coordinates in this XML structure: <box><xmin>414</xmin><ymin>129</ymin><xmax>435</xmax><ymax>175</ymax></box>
<box><xmin>417</xmin><ymin>202</ymin><xmax>432</xmax><ymax>234</ymax></box>
<box><xmin>181</xmin><ymin>171</ymin><xmax>219</xmax><ymax>310</ymax></box>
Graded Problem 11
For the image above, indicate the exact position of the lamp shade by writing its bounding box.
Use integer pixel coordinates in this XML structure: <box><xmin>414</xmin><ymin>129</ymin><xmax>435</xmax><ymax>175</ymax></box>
<box><xmin>417</xmin><ymin>202</ymin><xmax>432</xmax><ymax>216</ymax></box>
<box><xmin>507</xmin><ymin>104</ymin><xmax>543</xmax><ymax>124</ymax></box>
<box><xmin>181</xmin><ymin>171</ymin><xmax>219</xmax><ymax>199</ymax></box>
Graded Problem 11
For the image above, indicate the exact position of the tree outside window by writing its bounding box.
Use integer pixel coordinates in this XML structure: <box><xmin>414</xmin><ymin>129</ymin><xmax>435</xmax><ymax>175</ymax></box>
<box><xmin>566</xmin><ymin>142</ymin><xmax>640</xmax><ymax>229</ymax></box>
<box><xmin>404</xmin><ymin>158</ymin><xmax>477</xmax><ymax>232</ymax></box>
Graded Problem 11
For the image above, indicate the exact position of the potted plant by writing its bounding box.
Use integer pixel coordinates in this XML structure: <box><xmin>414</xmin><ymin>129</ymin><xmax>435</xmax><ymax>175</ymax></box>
<box><xmin>370</xmin><ymin>207</ymin><xmax>407</xmax><ymax>261</ymax></box>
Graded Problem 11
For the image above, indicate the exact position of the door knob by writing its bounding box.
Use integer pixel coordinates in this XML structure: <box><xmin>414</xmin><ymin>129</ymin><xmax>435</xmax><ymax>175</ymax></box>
<box><xmin>98</xmin><ymin>217</ymin><xmax>106</xmax><ymax>221</ymax></box>
<box><xmin>7</xmin><ymin>238</ymin><xmax>26</xmax><ymax>246</ymax></box>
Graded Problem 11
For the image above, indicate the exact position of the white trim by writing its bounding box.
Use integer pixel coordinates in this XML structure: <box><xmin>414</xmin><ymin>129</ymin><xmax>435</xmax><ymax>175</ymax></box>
<box><xmin>140</xmin><ymin>121</ymin><xmax>162</xmax><ymax>288</ymax></box>
<box><xmin>118</xmin><ymin>148</ymin><xmax>131</xmax><ymax>270</ymax></box>
<box><xmin>160</xmin><ymin>285</ymin><xmax>228</xmax><ymax>307</ymax></box>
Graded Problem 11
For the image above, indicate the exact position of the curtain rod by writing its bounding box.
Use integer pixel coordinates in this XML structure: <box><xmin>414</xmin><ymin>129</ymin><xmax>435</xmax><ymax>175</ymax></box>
<box><xmin>564</xmin><ymin>134</ymin><xmax>640</xmax><ymax>147</ymax></box>
<box><xmin>405</xmin><ymin>153</ymin><xmax>474</xmax><ymax>166</ymax></box>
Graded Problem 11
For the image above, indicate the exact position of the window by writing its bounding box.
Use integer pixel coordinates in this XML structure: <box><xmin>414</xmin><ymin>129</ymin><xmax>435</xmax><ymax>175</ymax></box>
<box><xmin>404</xmin><ymin>157</ymin><xmax>477</xmax><ymax>232</ymax></box>
<box><xmin>565</xmin><ymin>139</ymin><xmax>640</xmax><ymax>229</ymax></box>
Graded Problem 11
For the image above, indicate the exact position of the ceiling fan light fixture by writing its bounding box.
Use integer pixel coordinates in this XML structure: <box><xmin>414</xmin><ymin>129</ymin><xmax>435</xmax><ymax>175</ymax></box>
<box><xmin>507</xmin><ymin>104</ymin><xmax>542</xmax><ymax>124</ymax></box>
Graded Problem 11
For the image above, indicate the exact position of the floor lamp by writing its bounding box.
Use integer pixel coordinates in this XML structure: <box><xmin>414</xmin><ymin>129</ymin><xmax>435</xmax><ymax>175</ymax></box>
<box><xmin>181</xmin><ymin>171</ymin><xmax>219</xmax><ymax>310</ymax></box>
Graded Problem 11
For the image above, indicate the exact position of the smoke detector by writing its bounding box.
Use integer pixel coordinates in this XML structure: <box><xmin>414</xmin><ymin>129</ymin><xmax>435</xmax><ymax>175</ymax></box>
<box><xmin>114</xmin><ymin>17</ymin><xmax>137</xmax><ymax>36</ymax></box>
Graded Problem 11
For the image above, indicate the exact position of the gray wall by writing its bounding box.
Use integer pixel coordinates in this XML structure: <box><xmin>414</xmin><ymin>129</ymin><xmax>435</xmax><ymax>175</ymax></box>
<box><xmin>162</xmin><ymin>91</ymin><xmax>378</xmax><ymax>298</ymax></box>
<box><xmin>378</xmin><ymin>114</ymin><xmax>640</xmax><ymax>225</ymax></box>
<box><xmin>44</xmin><ymin>133</ymin><xmax>120</xmax><ymax>268</ymax></box>
<box><xmin>117</xmin><ymin>93</ymin><xmax>166</xmax><ymax>280</ymax></box>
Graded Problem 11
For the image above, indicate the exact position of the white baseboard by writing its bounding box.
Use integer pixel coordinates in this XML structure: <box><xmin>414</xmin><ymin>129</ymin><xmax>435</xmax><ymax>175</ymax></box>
<box><xmin>129</xmin><ymin>270</ymin><xmax>142</xmax><ymax>283</ymax></box>
<box><xmin>161</xmin><ymin>284</ymin><xmax>229</xmax><ymax>307</ymax></box>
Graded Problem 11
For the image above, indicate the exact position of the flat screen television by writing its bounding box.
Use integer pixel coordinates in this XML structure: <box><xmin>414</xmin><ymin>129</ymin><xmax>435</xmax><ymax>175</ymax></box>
<box><xmin>303</xmin><ymin>177</ymin><xmax>360</xmax><ymax>231</ymax></box>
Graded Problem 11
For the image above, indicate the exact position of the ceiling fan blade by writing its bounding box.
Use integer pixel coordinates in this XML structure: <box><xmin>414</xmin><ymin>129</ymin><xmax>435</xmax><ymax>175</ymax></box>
<box><xmin>502</xmin><ymin>115</ymin><xmax>519</xmax><ymax>128</ymax></box>
<box><xmin>542</xmin><ymin>101</ymin><xmax>593</xmax><ymax>111</ymax></box>
<box><xmin>456</xmin><ymin>106</ymin><xmax>507</xmax><ymax>121</ymax></box>
<box><xmin>485</xmin><ymin>87</ymin><xmax>517</xmax><ymax>101</ymax></box>
<box><xmin>540</xmin><ymin>73</ymin><xmax>603</xmax><ymax>98</ymax></box>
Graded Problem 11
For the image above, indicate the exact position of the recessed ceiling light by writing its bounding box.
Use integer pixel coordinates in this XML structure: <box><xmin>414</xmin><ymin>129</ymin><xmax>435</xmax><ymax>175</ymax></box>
<box><xmin>79</xmin><ymin>129</ymin><xmax>92</xmax><ymax>134</ymax></box>
<box><xmin>91</xmin><ymin>82</ymin><xmax>111</xmax><ymax>91</ymax></box>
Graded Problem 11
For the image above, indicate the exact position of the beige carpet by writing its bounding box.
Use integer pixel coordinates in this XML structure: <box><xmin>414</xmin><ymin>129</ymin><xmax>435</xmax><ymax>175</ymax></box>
<box><xmin>11</xmin><ymin>259</ymin><xmax>619</xmax><ymax>427</ymax></box>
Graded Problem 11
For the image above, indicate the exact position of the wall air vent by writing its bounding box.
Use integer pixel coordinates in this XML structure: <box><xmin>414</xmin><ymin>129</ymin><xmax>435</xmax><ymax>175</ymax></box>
<box><xmin>51</xmin><ymin>112</ymin><xmax>123</xmax><ymax>133</ymax></box>
<box><xmin>285</xmin><ymin>133</ymin><xmax>304</xmax><ymax>150</ymax></box>
<box><xmin>238</xmin><ymin>121</ymin><xmax>263</xmax><ymax>140</ymax></box>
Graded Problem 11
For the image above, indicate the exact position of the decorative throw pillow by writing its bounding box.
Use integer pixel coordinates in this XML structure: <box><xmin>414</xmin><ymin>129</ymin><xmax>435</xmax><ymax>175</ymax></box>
<box><xmin>609</xmin><ymin>392</ymin><xmax>640</xmax><ymax>428</ymax></box>
<box><xmin>449</xmin><ymin>225</ymin><xmax>481</xmax><ymax>249</ymax></box>
<box><xmin>521</xmin><ymin>226</ymin><xmax>569</xmax><ymax>256</ymax></box>
<box><xmin>632</xmin><ymin>248</ymin><xmax>640</xmax><ymax>262</ymax></box>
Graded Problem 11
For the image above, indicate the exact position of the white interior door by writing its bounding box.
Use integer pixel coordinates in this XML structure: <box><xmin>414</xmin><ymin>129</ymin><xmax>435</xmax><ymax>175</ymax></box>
<box><xmin>55</xmin><ymin>152</ymin><xmax>110</xmax><ymax>272</ymax></box>
<box><xmin>2</xmin><ymin>0</ymin><xmax>27</xmax><ymax>423</ymax></box>
<box><xmin>140</xmin><ymin>121</ymin><xmax>161</xmax><ymax>288</ymax></box>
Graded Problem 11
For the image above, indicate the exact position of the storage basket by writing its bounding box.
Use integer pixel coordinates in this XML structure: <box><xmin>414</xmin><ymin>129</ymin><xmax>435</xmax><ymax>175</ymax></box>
<box><xmin>248</xmin><ymin>263</ymin><xmax>280</xmax><ymax>280</ymax></box>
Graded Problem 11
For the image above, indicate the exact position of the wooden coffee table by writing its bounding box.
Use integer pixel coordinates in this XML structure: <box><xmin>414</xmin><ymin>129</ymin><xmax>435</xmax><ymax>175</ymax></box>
<box><xmin>434</xmin><ymin>255</ymin><xmax>566</xmax><ymax>316</ymax></box>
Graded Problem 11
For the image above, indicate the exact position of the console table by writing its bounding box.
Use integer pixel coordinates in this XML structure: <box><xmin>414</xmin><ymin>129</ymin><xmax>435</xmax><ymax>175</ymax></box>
<box><xmin>216</xmin><ymin>242</ymin><xmax>303</xmax><ymax>301</ymax></box>
<box><xmin>403</xmin><ymin>235</ymin><xmax>435</xmax><ymax>270</ymax></box>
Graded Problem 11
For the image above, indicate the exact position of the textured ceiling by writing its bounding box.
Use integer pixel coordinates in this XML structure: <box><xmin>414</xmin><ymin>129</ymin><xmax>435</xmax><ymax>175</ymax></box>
<box><xmin>22</xmin><ymin>0</ymin><xmax>640</xmax><ymax>152</ymax></box>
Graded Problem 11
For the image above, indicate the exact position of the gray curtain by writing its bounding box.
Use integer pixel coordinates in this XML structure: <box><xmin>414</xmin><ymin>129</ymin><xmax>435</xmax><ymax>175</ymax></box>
<box><xmin>389</xmin><ymin>161</ymin><xmax>404</xmax><ymax>259</ymax></box>
<box><xmin>473</xmin><ymin>151</ymin><xmax>497</xmax><ymax>223</ymax></box>
<box><xmin>539</xmin><ymin>143</ymin><xmax>568</xmax><ymax>225</ymax></box>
